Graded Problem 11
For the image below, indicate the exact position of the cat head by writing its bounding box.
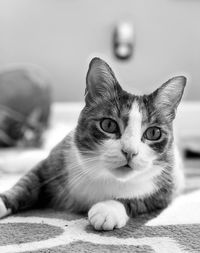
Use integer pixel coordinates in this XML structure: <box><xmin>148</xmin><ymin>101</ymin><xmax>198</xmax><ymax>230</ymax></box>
<box><xmin>75</xmin><ymin>58</ymin><xmax>186</xmax><ymax>182</ymax></box>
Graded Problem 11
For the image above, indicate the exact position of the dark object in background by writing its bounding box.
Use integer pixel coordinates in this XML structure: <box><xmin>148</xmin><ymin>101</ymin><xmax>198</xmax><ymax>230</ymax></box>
<box><xmin>184</xmin><ymin>149</ymin><xmax>200</xmax><ymax>159</ymax></box>
<box><xmin>0</xmin><ymin>66</ymin><xmax>51</xmax><ymax>148</ymax></box>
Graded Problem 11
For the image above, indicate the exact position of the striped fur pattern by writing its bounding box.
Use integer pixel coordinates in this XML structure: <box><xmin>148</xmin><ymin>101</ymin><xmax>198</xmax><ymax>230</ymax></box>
<box><xmin>0</xmin><ymin>58</ymin><xmax>186</xmax><ymax>231</ymax></box>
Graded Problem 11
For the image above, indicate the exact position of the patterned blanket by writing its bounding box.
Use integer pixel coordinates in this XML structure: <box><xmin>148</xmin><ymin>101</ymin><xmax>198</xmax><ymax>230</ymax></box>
<box><xmin>0</xmin><ymin>160</ymin><xmax>199</xmax><ymax>253</ymax></box>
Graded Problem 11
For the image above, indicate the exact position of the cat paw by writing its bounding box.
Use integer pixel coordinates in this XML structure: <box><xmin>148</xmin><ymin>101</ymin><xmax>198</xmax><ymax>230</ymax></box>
<box><xmin>88</xmin><ymin>200</ymin><xmax>129</xmax><ymax>231</ymax></box>
<box><xmin>0</xmin><ymin>198</ymin><xmax>11</xmax><ymax>219</ymax></box>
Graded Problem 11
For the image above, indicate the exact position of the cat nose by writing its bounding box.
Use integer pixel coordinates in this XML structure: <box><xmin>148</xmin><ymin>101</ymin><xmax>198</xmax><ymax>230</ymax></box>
<box><xmin>121</xmin><ymin>148</ymin><xmax>138</xmax><ymax>162</ymax></box>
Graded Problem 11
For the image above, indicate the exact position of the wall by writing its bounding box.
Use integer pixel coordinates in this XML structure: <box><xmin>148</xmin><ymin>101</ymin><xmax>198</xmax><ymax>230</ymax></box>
<box><xmin>0</xmin><ymin>0</ymin><xmax>200</xmax><ymax>101</ymax></box>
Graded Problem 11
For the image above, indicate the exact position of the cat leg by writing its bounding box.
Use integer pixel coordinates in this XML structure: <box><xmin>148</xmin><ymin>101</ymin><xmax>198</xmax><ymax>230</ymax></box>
<box><xmin>0</xmin><ymin>198</ymin><xmax>11</xmax><ymax>218</ymax></box>
<box><xmin>0</xmin><ymin>160</ymin><xmax>46</xmax><ymax>218</ymax></box>
<box><xmin>88</xmin><ymin>200</ymin><xmax>129</xmax><ymax>231</ymax></box>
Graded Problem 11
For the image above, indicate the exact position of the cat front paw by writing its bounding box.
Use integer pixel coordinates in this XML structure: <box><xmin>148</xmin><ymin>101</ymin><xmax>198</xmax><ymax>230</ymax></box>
<box><xmin>88</xmin><ymin>200</ymin><xmax>129</xmax><ymax>231</ymax></box>
<box><xmin>0</xmin><ymin>198</ymin><xmax>11</xmax><ymax>219</ymax></box>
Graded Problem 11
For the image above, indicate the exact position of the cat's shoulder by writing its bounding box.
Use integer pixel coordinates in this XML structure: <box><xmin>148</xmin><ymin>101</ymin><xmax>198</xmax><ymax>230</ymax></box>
<box><xmin>50</xmin><ymin>130</ymin><xmax>74</xmax><ymax>153</ymax></box>
<box><xmin>46</xmin><ymin>130</ymin><xmax>75</xmax><ymax>165</ymax></box>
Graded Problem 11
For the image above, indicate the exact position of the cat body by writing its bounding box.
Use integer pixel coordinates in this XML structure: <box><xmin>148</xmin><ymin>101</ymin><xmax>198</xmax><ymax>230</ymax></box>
<box><xmin>0</xmin><ymin>58</ymin><xmax>186</xmax><ymax>230</ymax></box>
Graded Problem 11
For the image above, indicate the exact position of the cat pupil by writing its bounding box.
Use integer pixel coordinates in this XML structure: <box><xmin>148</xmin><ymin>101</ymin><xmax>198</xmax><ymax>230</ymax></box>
<box><xmin>100</xmin><ymin>118</ymin><xmax>117</xmax><ymax>133</ymax></box>
<box><xmin>108</xmin><ymin>121</ymin><xmax>112</xmax><ymax>129</ymax></box>
<box><xmin>145</xmin><ymin>127</ymin><xmax>161</xmax><ymax>141</ymax></box>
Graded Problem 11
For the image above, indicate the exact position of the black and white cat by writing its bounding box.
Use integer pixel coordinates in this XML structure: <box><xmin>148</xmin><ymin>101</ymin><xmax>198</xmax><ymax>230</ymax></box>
<box><xmin>0</xmin><ymin>58</ymin><xmax>186</xmax><ymax>231</ymax></box>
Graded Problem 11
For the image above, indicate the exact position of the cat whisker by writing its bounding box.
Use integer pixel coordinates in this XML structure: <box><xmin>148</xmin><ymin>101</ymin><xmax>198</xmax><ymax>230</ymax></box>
<box><xmin>59</xmin><ymin>165</ymin><xmax>99</xmax><ymax>208</ymax></box>
<box><xmin>58</xmin><ymin>164</ymin><xmax>98</xmax><ymax>202</ymax></box>
<box><xmin>26</xmin><ymin>156</ymin><xmax>98</xmax><ymax>195</ymax></box>
<box><xmin>43</xmin><ymin>157</ymin><xmax>97</xmax><ymax>185</ymax></box>
<box><xmin>70</xmin><ymin>147</ymin><xmax>99</xmax><ymax>156</ymax></box>
<box><xmin>68</xmin><ymin>166</ymin><xmax>98</xmax><ymax>193</ymax></box>
<box><xmin>68</xmin><ymin>161</ymin><xmax>98</xmax><ymax>186</ymax></box>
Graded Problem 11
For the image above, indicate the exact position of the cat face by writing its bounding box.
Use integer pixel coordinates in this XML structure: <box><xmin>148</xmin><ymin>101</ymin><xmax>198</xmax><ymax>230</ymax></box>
<box><xmin>75</xmin><ymin>58</ymin><xmax>186</xmax><ymax>182</ymax></box>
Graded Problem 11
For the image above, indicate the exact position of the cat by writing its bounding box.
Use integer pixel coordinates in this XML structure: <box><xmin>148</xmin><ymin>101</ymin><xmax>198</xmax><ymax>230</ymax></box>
<box><xmin>0</xmin><ymin>57</ymin><xmax>186</xmax><ymax>231</ymax></box>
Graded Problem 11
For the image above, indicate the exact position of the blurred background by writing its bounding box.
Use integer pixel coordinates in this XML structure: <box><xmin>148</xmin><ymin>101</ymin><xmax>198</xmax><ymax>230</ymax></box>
<box><xmin>0</xmin><ymin>0</ymin><xmax>200</xmax><ymax>101</ymax></box>
<box><xmin>0</xmin><ymin>0</ymin><xmax>200</xmax><ymax>191</ymax></box>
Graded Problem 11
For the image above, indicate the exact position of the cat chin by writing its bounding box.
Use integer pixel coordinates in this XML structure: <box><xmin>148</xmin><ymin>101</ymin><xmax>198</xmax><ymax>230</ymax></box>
<box><xmin>108</xmin><ymin>165</ymin><xmax>147</xmax><ymax>182</ymax></box>
<box><xmin>110</xmin><ymin>165</ymin><xmax>133</xmax><ymax>180</ymax></box>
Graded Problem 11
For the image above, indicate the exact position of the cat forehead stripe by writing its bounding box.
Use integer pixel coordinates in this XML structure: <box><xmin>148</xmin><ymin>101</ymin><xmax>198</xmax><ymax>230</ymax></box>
<box><xmin>121</xmin><ymin>101</ymin><xmax>142</xmax><ymax>153</ymax></box>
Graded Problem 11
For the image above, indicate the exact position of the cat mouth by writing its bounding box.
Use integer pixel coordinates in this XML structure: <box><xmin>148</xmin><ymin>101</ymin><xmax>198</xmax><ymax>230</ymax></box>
<box><xmin>121</xmin><ymin>164</ymin><xmax>132</xmax><ymax>169</ymax></box>
<box><xmin>110</xmin><ymin>164</ymin><xmax>133</xmax><ymax>179</ymax></box>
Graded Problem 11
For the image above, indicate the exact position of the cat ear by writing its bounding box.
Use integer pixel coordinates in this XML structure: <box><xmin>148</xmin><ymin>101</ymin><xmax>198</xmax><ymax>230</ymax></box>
<box><xmin>151</xmin><ymin>76</ymin><xmax>186</xmax><ymax>121</ymax></box>
<box><xmin>85</xmin><ymin>57</ymin><xmax>121</xmax><ymax>103</ymax></box>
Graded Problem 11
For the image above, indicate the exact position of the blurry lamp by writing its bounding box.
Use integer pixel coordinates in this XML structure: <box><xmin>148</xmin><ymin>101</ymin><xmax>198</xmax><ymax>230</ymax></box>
<box><xmin>113</xmin><ymin>22</ymin><xmax>135</xmax><ymax>60</ymax></box>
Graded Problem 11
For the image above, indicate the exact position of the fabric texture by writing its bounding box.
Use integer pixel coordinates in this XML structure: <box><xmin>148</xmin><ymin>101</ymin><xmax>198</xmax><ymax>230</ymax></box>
<box><xmin>0</xmin><ymin>160</ymin><xmax>199</xmax><ymax>253</ymax></box>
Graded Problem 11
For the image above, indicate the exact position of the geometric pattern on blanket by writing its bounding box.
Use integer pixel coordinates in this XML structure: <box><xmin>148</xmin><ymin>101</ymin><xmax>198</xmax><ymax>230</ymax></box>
<box><xmin>0</xmin><ymin>160</ymin><xmax>199</xmax><ymax>253</ymax></box>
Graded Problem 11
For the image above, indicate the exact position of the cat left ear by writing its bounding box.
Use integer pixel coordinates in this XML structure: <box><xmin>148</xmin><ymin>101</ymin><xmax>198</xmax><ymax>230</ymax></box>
<box><xmin>152</xmin><ymin>76</ymin><xmax>186</xmax><ymax>121</ymax></box>
<box><xmin>85</xmin><ymin>57</ymin><xmax>121</xmax><ymax>103</ymax></box>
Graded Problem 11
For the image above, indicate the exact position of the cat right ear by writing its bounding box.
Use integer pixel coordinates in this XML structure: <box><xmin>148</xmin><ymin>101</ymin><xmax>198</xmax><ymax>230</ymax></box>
<box><xmin>151</xmin><ymin>76</ymin><xmax>187</xmax><ymax>121</ymax></box>
<box><xmin>85</xmin><ymin>58</ymin><xmax>121</xmax><ymax>104</ymax></box>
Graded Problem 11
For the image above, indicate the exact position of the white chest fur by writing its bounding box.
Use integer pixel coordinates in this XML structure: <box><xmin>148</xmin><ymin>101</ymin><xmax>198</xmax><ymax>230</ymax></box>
<box><xmin>68</xmin><ymin>163</ymin><xmax>163</xmax><ymax>210</ymax></box>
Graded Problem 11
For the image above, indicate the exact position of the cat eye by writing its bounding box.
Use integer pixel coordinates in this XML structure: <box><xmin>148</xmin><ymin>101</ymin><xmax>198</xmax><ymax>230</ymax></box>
<box><xmin>100</xmin><ymin>118</ymin><xmax>118</xmax><ymax>134</ymax></box>
<box><xmin>144</xmin><ymin>127</ymin><xmax>161</xmax><ymax>141</ymax></box>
